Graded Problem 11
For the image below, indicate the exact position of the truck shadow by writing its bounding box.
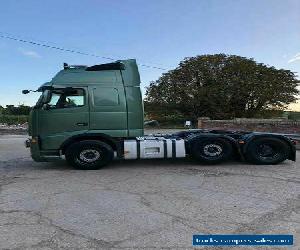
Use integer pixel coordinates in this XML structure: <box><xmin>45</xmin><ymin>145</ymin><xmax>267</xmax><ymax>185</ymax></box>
<box><xmin>35</xmin><ymin>157</ymin><xmax>293</xmax><ymax>172</ymax></box>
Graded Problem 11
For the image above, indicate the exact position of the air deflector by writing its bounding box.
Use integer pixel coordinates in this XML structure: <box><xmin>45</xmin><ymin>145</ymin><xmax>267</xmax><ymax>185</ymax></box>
<box><xmin>85</xmin><ymin>62</ymin><xmax>125</xmax><ymax>71</ymax></box>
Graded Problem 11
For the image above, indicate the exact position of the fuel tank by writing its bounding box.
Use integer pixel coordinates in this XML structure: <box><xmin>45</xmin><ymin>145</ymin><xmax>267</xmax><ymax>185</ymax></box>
<box><xmin>124</xmin><ymin>137</ymin><xmax>186</xmax><ymax>159</ymax></box>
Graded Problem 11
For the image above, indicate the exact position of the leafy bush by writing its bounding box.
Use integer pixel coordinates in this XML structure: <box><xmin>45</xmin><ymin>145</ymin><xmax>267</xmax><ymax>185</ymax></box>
<box><xmin>0</xmin><ymin>115</ymin><xmax>28</xmax><ymax>125</ymax></box>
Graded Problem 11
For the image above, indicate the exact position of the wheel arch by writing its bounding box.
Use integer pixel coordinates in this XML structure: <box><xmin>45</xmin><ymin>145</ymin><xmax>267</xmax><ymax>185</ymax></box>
<box><xmin>60</xmin><ymin>133</ymin><xmax>123</xmax><ymax>157</ymax></box>
<box><xmin>185</xmin><ymin>133</ymin><xmax>240</xmax><ymax>156</ymax></box>
<box><xmin>241</xmin><ymin>134</ymin><xmax>296</xmax><ymax>161</ymax></box>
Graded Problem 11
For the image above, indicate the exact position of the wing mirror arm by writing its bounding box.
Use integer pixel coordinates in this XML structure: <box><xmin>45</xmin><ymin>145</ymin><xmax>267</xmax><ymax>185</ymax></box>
<box><xmin>22</xmin><ymin>89</ymin><xmax>38</xmax><ymax>94</ymax></box>
<box><xmin>42</xmin><ymin>104</ymin><xmax>50</xmax><ymax>110</ymax></box>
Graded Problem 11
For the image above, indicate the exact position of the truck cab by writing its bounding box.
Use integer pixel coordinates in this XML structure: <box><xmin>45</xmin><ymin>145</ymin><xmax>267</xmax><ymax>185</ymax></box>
<box><xmin>25</xmin><ymin>59</ymin><xmax>296</xmax><ymax>169</ymax></box>
<box><xmin>28</xmin><ymin>59</ymin><xmax>143</xmax><ymax>162</ymax></box>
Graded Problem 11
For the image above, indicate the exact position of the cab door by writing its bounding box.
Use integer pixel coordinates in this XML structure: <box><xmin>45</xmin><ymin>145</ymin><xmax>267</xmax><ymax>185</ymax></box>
<box><xmin>88</xmin><ymin>85</ymin><xmax>128</xmax><ymax>137</ymax></box>
<box><xmin>38</xmin><ymin>87</ymin><xmax>89</xmax><ymax>150</ymax></box>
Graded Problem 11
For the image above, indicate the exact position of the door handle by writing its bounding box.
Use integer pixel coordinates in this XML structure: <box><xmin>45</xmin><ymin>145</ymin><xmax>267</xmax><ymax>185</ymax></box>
<box><xmin>76</xmin><ymin>122</ymin><xmax>88</xmax><ymax>126</ymax></box>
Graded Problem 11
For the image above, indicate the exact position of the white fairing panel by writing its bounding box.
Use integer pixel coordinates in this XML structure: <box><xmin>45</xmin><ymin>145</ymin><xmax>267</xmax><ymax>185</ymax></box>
<box><xmin>124</xmin><ymin>138</ymin><xmax>186</xmax><ymax>160</ymax></box>
<box><xmin>174</xmin><ymin>139</ymin><xmax>186</xmax><ymax>158</ymax></box>
<box><xmin>124</xmin><ymin>140</ymin><xmax>137</xmax><ymax>159</ymax></box>
<box><xmin>166</xmin><ymin>140</ymin><xmax>173</xmax><ymax>158</ymax></box>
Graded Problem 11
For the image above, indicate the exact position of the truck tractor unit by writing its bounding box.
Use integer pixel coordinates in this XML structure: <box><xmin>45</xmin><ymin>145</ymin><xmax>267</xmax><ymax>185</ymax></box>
<box><xmin>23</xmin><ymin>59</ymin><xmax>296</xmax><ymax>169</ymax></box>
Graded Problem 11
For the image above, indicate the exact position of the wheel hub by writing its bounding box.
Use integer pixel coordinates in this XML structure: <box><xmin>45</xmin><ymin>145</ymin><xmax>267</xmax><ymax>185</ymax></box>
<box><xmin>79</xmin><ymin>149</ymin><xmax>100</xmax><ymax>163</ymax></box>
<box><xmin>203</xmin><ymin>144</ymin><xmax>223</xmax><ymax>157</ymax></box>
<box><xmin>257</xmin><ymin>144</ymin><xmax>277</xmax><ymax>157</ymax></box>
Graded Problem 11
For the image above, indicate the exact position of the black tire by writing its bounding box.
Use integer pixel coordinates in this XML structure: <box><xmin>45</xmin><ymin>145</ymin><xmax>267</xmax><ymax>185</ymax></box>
<box><xmin>65</xmin><ymin>140</ymin><xmax>114</xmax><ymax>170</ymax></box>
<box><xmin>245</xmin><ymin>137</ymin><xmax>290</xmax><ymax>165</ymax></box>
<box><xmin>190</xmin><ymin>137</ymin><xmax>233</xmax><ymax>164</ymax></box>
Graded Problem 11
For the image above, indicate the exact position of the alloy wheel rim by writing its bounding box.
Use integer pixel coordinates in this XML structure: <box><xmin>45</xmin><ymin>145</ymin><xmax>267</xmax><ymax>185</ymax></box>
<box><xmin>79</xmin><ymin>149</ymin><xmax>101</xmax><ymax>163</ymax></box>
<box><xmin>203</xmin><ymin>144</ymin><xmax>223</xmax><ymax>157</ymax></box>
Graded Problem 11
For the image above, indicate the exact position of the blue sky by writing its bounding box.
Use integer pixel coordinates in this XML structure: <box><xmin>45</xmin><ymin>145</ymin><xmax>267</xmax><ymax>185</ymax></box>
<box><xmin>0</xmin><ymin>0</ymin><xmax>299</xmax><ymax>110</ymax></box>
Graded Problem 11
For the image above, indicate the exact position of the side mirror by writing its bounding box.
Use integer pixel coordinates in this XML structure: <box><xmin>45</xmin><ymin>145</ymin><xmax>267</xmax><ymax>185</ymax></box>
<box><xmin>42</xmin><ymin>104</ymin><xmax>50</xmax><ymax>110</ymax></box>
<box><xmin>22</xmin><ymin>90</ymin><xmax>30</xmax><ymax>94</ymax></box>
<box><xmin>42</xmin><ymin>90</ymin><xmax>52</xmax><ymax>104</ymax></box>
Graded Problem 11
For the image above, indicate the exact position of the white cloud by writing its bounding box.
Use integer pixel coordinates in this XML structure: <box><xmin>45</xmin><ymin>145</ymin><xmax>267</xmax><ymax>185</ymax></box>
<box><xmin>18</xmin><ymin>48</ymin><xmax>41</xmax><ymax>58</ymax></box>
<box><xmin>288</xmin><ymin>53</ymin><xmax>300</xmax><ymax>63</ymax></box>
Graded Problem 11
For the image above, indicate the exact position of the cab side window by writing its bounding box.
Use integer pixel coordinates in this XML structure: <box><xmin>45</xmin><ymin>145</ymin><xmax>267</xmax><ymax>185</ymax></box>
<box><xmin>48</xmin><ymin>89</ymin><xmax>85</xmax><ymax>109</ymax></box>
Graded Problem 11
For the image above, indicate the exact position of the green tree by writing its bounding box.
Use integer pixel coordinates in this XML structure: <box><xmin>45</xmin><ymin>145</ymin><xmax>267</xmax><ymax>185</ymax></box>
<box><xmin>2</xmin><ymin>104</ymin><xmax>31</xmax><ymax>115</ymax></box>
<box><xmin>4</xmin><ymin>105</ymin><xmax>16</xmax><ymax>115</ymax></box>
<box><xmin>145</xmin><ymin>54</ymin><xmax>299</xmax><ymax>119</ymax></box>
<box><xmin>16</xmin><ymin>104</ymin><xmax>31</xmax><ymax>115</ymax></box>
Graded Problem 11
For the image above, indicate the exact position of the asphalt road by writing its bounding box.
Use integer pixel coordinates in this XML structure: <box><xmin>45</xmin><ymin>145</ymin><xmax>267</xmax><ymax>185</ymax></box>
<box><xmin>0</xmin><ymin>135</ymin><xmax>299</xmax><ymax>250</ymax></box>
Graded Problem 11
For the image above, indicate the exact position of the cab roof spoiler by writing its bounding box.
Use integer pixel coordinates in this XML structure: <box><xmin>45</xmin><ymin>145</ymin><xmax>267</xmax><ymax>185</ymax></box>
<box><xmin>85</xmin><ymin>62</ymin><xmax>125</xmax><ymax>71</ymax></box>
<box><xmin>63</xmin><ymin>62</ymin><xmax>125</xmax><ymax>71</ymax></box>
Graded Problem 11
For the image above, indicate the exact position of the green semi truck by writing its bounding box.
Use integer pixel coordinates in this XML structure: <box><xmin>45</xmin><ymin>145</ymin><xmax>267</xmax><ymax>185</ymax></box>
<box><xmin>23</xmin><ymin>59</ymin><xmax>296</xmax><ymax>169</ymax></box>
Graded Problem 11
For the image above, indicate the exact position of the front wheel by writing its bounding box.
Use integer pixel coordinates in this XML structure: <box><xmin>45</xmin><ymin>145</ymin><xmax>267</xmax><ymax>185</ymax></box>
<box><xmin>65</xmin><ymin>140</ymin><xmax>114</xmax><ymax>170</ymax></box>
<box><xmin>245</xmin><ymin>137</ymin><xmax>290</xmax><ymax>165</ymax></box>
<box><xmin>190</xmin><ymin>137</ymin><xmax>233</xmax><ymax>164</ymax></box>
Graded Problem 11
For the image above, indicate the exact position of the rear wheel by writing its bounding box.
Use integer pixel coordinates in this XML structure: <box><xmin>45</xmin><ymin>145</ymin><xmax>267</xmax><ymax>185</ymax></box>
<box><xmin>190</xmin><ymin>137</ymin><xmax>233</xmax><ymax>164</ymax></box>
<box><xmin>245</xmin><ymin>137</ymin><xmax>289</xmax><ymax>165</ymax></box>
<box><xmin>65</xmin><ymin>140</ymin><xmax>114</xmax><ymax>170</ymax></box>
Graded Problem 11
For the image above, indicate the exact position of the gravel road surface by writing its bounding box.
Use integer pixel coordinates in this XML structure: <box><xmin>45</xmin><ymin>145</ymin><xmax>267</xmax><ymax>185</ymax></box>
<box><xmin>0</xmin><ymin>135</ymin><xmax>299</xmax><ymax>249</ymax></box>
